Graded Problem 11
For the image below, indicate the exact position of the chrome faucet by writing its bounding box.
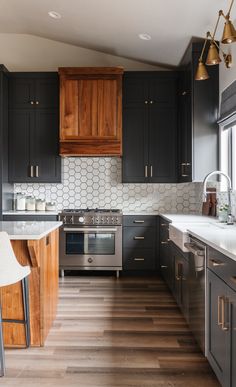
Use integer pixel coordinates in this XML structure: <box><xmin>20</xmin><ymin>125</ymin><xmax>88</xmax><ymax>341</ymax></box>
<box><xmin>202</xmin><ymin>170</ymin><xmax>234</xmax><ymax>224</ymax></box>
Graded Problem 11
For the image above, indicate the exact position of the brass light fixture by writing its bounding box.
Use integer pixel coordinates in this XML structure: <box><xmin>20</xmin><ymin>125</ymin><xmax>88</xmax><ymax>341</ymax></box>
<box><xmin>195</xmin><ymin>0</ymin><xmax>236</xmax><ymax>80</ymax></box>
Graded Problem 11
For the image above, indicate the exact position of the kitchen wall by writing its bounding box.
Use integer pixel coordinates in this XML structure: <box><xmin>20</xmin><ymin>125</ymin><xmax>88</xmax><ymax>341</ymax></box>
<box><xmin>0</xmin><ymin>33</ymin><xmax>166</xmax><ymax>71</ymax></box>
<box><xmin>219</xmin><ymin>43</ymin><xmax>236</xmax><ymax>93</ymax></box>
<box><xmin>15</xmin><ymin>157</ymin><xmax>203</xmax><ymax>213</ymax></box>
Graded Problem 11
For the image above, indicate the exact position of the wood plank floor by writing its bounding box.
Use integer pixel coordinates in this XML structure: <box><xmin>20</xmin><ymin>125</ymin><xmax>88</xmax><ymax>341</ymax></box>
<box><xmin>0</xmin><ymin>275</ymin><xmax>220</xmax><ymax>386</ymax></box>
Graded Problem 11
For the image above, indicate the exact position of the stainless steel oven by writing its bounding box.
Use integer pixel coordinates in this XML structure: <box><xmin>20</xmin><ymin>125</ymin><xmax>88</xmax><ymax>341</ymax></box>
<box><xmin>59</xmin><ymin>209</ymin><xmax>122</xmax><ymax>277</ymax></box>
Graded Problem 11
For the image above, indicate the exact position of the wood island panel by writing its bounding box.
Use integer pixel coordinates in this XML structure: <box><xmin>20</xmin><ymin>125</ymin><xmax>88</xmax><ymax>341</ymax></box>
<box><xmin>0</xmin><ymin>229</ymin><xmax>59</xmax><ymax>347</ymax></box>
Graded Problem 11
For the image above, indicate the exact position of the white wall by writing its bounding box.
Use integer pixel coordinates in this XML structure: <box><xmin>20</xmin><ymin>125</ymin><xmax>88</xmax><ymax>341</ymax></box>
<box><xmin>0</xmin><ymin>33</ymin><xmax>164</xmax><ymax>71</ymax></box>
<box><xmin>219</xmin><ymin>44</ymin><xmax>236</xmax><ymax>93</ymax></box>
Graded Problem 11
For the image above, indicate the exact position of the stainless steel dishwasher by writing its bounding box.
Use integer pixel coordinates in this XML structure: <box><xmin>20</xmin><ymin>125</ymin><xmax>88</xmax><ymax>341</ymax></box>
<box><xmin>185</xmin><ymin>237</ymin><xmax>207</xmax><ymax>355</ymax></box>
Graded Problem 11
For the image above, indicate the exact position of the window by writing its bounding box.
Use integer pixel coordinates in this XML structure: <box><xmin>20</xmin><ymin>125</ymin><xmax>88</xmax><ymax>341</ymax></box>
<box><xmin>220</xmin><ymin>124</ymin><xmax>236</xmax><ymax>190</ymax></box>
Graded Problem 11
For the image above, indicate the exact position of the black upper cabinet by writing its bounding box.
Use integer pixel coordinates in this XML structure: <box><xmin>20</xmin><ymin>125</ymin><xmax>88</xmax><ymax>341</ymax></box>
<box><xmin>9</xmin><ymin>75</ymin><xmax>59</xmax><ymax>109</ymax></box>
<box><xmin>178</xmin><ymin>42</ymin><xmax>219</xmax><ymax>182</ymax></box>
<box><xmin>122</xmin><ymin>72</ymin><xmax>178</xmax><ymax>183</ymax></box>
<box><xmin>8</xmin><ymin>73</ymin><xmax>61</xmax><ymax>183</ymax></box>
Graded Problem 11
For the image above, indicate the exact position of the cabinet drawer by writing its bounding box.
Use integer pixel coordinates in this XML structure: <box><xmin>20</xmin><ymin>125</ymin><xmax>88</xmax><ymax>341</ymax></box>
<box><xmin>123</xmin><ymin>215</ymin><xmax>156</xmax><ymax>227</ymax></box>
<box><xmin>123</xmin><ymin>248</ymin><xmax>155</xmax><ymax>270</ymax></box>
<box><xmin>207</xmin><ymin>246</ymin><xmax>236</xmax><ymax>292</ymax></box>
<box><xmin>123</xmin><ymin>226</ymin><xmax>155</xmax><ymax>248</ymax></box>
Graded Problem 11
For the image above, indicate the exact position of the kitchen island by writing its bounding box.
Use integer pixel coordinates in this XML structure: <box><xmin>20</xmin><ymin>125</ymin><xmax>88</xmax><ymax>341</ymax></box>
<box><xmin>0</xmin><ymin>221</ymin><xmax>62</xmax><ymax>348</ymax></box>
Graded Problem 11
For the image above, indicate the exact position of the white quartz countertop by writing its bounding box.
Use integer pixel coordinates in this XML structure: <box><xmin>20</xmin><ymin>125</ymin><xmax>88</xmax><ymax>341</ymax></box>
<box><xmin>160</xmin><ymin>213</ymin><xmax>215</xmax><ymax>223</ymax></box>
<box><xmin>160</xmin><ymin>213</ymin><xmax>236</xmax><ymax>261</ymax></box>
<box><xmin>187</xmin><ymin>225</ymin><xmax>236</xmax><ymax>261</ymax></box>
<box><xmin>3</xmin><ymin>210</ymin><xmax>59</xmax><ymax>216</ymax></box>
<box><xmin>0</xmin><ymin>221</ymin><xmax>62</xmax><ymax>240</ymax></box>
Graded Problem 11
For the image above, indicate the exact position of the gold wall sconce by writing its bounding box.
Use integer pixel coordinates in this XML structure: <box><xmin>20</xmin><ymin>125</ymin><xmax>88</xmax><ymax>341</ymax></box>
<box><xmin>195</xmin><ymin>0</ymin><xmax>236</xmax><ymax>80</ymax></box>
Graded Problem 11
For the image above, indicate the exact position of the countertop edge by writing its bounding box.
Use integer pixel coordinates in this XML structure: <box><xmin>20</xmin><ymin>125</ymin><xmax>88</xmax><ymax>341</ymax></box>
<box><xmin>187</xmin><ymin>229</ymin><xmax>236</xmax><ymax>261</ymax></box>
<box><xmin>3</xmin><ymin>211</ymin><xmax>59</xmax><ymax>216</ymax></box>
<box><xmin>7</xmin><ymin>221</ymin><xmax>62</xmax><ymax>240</ymax></box>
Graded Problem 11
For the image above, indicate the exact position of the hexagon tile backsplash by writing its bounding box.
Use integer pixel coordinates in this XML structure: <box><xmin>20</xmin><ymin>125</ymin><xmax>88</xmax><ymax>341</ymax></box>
<box><xmin>14</xmin><ymin>157</ymin><xmax>203</xmax><ymax>213</ymax></box>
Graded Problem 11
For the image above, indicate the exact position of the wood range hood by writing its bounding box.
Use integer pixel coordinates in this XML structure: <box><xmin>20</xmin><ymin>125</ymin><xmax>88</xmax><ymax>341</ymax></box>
<box><xmin>58</xmin><ymin>67</ymin><xmax>124</xmax><ymax>157</ymax></box>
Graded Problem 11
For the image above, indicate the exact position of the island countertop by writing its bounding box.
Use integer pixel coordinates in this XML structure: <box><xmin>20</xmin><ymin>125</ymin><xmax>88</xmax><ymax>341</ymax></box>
<box><xmin>0</xmin><ymin>221</ymin><xmax>62</xmax><ymax>240</ymax></box>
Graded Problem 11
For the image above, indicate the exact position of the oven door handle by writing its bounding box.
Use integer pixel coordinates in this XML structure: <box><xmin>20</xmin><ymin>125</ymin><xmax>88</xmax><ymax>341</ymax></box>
<box><xmin>63</xmin><ymin>227</ymin><xmax>118</xmax><ymax>232</ymax></box>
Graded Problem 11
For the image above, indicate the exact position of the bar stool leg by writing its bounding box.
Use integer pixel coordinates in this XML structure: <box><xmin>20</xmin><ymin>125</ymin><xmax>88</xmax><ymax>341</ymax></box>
<box><xmin>21</xmin><ymin>277</ymin><xmax>30</xmax><ymax>348</ymax></box>
<box><xmin>0</xmin><ymin>305</ymin><xmax>5</xmax><ymax>376</ymax></box>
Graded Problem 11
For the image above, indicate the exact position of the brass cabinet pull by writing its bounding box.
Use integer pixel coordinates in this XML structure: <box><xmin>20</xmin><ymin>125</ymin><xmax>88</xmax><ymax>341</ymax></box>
<box><xmin>161</xmin><ymin>223</ymin><xmax>169</xmax><ymax>227</ymax></box>
<box><xmin>221</xmin><ymin>297</ymin><xmax>229</xmax><ymax>331</ymax></box>
<box><xmin>161</xmin><ymin>265</ymin><xmax>168</xmax><ymax>269</ymax></box>
<box><xmin>149</xmin><ymin>100</ymin><xmax>153</xmax><ymax>104</ymax></box>
<box><xmin>210</xmin><ymin>259</ymin><xmax>224</xmax><ymax>267</ymax></box>
<box><xmin>35</xmin><ymin>101</ymin><xmax>39</xmax><ymax>105</ymax></box>
<box><xmin>182</xmin><ymin>91</ymin><xmax>187</xmax><ymax>96</ymax></box>
<box><xmin>218</xmin><ymin>296</ymin><xmax>223</xmax><ymax>326</ymax></box>
<box><xmin>150</xmin><ymin>165</ymin><xmax>153</xmax><ymax>178</ymax></box>
<box><xmin>230</xmin><ymin>276</ymin><xmax>236</xmax><ymax>284</ymax></box>
<box><xmin>134</xmin><ymin>258</ymin><xmax>145</xmax><ymax>261</ymax></box>
<box><xmin>144</xmin><ymin>100</ymin><xmax>148</xmax><ymax>104</ymax></box>
<box><xmin>145</xmin><ymin>165</ymin><xmax>148</xmax><ymax>178</ymax></box>
<box><xmin>35</xmin><ymin>165</ymin><xmax>39</xmax><ymax>177</ymax></box>
<box><xmin>134</xmin><ymin>236</ymin><xmax>145</xmax><ymax>240</ymax></box>
<box><xmin>30</xmin><ymin>165</ymin><xmax>34</xmax><ymax>177</ymax></box>
<box><xmin>181</xmin><ymin>163</ymin><xmax>189</xmax><ymax>177</ymax></box>
<box><xmin>161</xmin><ymin>241</ymin><xmax>168</xmax><ymax>245</ymax></box>
<box><xmin>175</xmin><ymin>276</ymin><xmax>181</xmax><ymax>281</ymax></box>
<box><xmin>133</xmin><ymin>220</ymin><xmax>144</xmax><ymax>224</ymax></box>
<box><xmin>30</xmin><ymin>101</ymin><xmax>34</xmax><ymax>105</ymax></box>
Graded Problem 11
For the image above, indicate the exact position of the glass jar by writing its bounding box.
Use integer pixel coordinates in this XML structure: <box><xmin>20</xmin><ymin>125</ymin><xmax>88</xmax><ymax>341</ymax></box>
<box><xmin>26</xmin><ymin>196</ymin><xmax>36</xmax><ymax>211</ymax></box>
<box><xmin>45</xmin><ymin>201</ymin><xmax>56</xmax><ymax>211</ymax></box>
<box><xmin>16</xmin><ymin>193</ymin><xmax>26</xmax><ymax>211</ymax></box>
<box><xmin>36</xmin><ymin>199</ymin><xmax>46</xmax><ymax>211</ymax></box>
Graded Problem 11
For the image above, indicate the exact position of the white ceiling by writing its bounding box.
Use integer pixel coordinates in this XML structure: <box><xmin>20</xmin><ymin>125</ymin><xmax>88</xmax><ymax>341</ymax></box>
<box><xmin>0</xmin><ymin>0</ymin><xmax>235</xmax><ymax>67</ymax></box>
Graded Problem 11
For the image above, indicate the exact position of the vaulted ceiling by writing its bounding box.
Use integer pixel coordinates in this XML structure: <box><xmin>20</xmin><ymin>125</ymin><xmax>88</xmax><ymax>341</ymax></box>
<box><xmin>0</xmin><ymin>0</ymin><xmax>235</xmax><ymax>67</ymax></box>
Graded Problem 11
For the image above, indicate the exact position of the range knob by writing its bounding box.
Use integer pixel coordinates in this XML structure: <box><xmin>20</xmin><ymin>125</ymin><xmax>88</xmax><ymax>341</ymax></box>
<box><xmin>88</xmin><ymin>257</ymin><xmax>93</xmax><ymax>263</ymax></box>
<box><xmin>78</xmin><ymin>216</ymin><xmax>85</xmax><ymax>223</ymax></box>
<box><xmin>69</xmin><ymin>216</ymin><xmax>74</xmax><ymax>224</ymax></box>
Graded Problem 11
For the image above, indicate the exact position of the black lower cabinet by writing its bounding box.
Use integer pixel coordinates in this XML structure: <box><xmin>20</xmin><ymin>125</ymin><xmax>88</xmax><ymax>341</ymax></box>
<box><xmin>207</xmin><ymin>269</ymin><xmax>230</xmax><ymax>386</ymax></box>
<box><xmin>123</xmin><ymin>215</ymin><xmax>158</xmax><ymax>271</ymax></box>
<box><xmin>207</xmin><ymin>246</ymin><xmax>236</xmax><ymax>387</ymax></box>
<box><xmin>159</xmin><ymin>218</ymin><xmax>174</xmax><ymax>290</ymax></box>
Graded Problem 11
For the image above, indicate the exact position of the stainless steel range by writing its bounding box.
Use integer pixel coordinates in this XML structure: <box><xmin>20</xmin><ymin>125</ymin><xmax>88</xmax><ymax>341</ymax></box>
<box><xmin>59</xmin><ymin>209</ymin><xmax>122</xmax><ymax>277</ymax></box>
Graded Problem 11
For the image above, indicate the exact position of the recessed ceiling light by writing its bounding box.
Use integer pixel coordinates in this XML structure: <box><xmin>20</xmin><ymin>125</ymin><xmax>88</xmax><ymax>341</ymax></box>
<box><xmin>48</xmin><ymin>11</ymin><xmax>62</xmax><ymax>19</ymax></box>
<box><xmin>138</xmin><ymin>33</ymin><xmax>151</xmax><ymax>41</ymax></box>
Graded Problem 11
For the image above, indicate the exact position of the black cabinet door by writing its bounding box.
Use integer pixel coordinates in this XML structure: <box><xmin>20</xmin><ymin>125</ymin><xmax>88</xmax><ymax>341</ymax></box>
<box><xmin>35</xmin><ymin>78</ymin><xmax>59</xmax><ymax>109</ymax></box>
<box><xmin>9</xmin><ymin>78</ymin><xmax>35</xmax><ymax>109</ymax></box>
<box><xmin>8</xmin><ymin>73</ymin><xmax>61</xmax><ymax>183</ymax></box>
<box><xmin>149</xmin><ymin>76</ymin><xmax>177</xmax><ymax>106</ymax></box>
<box><xmin>122</xmin><ymin>72</ymin><xmax>178</xmax><ymax>184</ymax></box>
<box><xmin>123</xmin><ymin>75</ymin><xmax>149</xmax><ymax>107</ymax></box>
<box><xmin>9</xmin><ymin>74</ymin><xmax>59</xmax><ymax>109</ymax></box>
<box><xmin>228</xmin><ymin>286</ymin><xmax>236</xmax><ymax>387</ymax></box>
<box><xmin>178</xmin><ymin>68</ymin><xmax>192</xmax><ymax>182</ymax></box>
<box><xmin>8</xmin><ymin>110</ymin><xmax>33</xmax><ymax>182</ymax></box>
<box><xmin>31</xmin><ymin>110</ymin><xmax>60</xmax><ymax>182</ymax></box>
<box><xmin>207</xmin><ymin>269</ymin><xmax>229</xmax><ymax>387</ymax></box>
<box><xmin>149</xmin><ymin>106</ymin><xmax>177</xmax><ymax>183</ymax></box>
<box><xmin>122</xmin><ymin>106</ymin><xmax>149</xmax><ymax>183</ymax></box>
